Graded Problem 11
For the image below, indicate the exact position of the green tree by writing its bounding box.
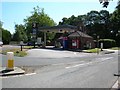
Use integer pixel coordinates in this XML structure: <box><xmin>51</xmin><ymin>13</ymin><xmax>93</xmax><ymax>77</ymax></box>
<box><xmin>85</xmin><ymin>10</ymin><xmax>111</xmax><ymax>39</ymax></box>
<box><xmin>12</xmin><ymin>24</ymin><xmax>28</xmax><ymax>42</ymax></box>
<box><xmin>99</xmin><ymin>10</ymin><xmax>110</xmax><ymax>38</ymax></box>
<box><xmin>59</xmin><ymin>17</ymin><xmax>69</xmax><ymax>25</ymax></box>
<box><xmin>110</xmin><ymin>1</ymin><xmax>120</xmax><ymax>46</ymax></box>
<box><xmin>86</xmin><ymin>11</ymin><xmax>100</xmax><ymax>25</ymax></box>
<box><xmin>24</xmin><ymin>6</ymin><xmax>56</xmax><ymax>41</ymax></box>
<box><xmin>2</xmin><ymin>29</ymin><xmax>11</xmax><ymax>44</ymax></box>
<box><xmin>0</xmin><ymin>20</ymin><xmax>11</xmax><ymax>44</ymax></box>
<box><xmin>0</xmin><ymin>21</ymin><xmax>3</xmax><ymax>29</ymax></box>
<box><xmin>0</xmin><ymin>21</ymin><xmax>2</xmax><ymax>41</ymax></box>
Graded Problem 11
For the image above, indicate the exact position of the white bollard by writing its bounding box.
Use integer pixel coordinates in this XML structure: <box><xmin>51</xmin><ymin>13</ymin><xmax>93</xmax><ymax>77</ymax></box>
<box><xmin>6</xmin><ymin>52</ymin><xmax>14</xmax><ymax>70</ymax></box>
<box><xmin>101</xmin><ymin>43</ymin><xmax>103</xmax><ymax>51</ymax></box>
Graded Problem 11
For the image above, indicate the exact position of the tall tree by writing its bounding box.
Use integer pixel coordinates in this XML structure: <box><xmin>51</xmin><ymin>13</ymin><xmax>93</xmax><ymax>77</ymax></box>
<box><xmin>86</xmin><ymin>11</ymin><xmax>100</xmax><ymax>25</ymax></box>
<box><xmin>24</xmin><ymin>6</ymin><xmax>56</xmax><ymax>41</ymax></box>
<box><xmin>110</xmin><ymin>1</ymin><xmax>120</xmax><ymax>46</ymax></box>
<box><xmin>2</xmin><ymin>29</ymin><xmax>11</xmax><ymax>44</ymax></box>
<box><xmin>12</xmin><ymin>24</ymin><xmax>28</xmax><ymax>42</ymax></box>
<box><xmin>0</xmin><ymin>20</ymin><xmax>11</xmax><ymax>44</ymax></box>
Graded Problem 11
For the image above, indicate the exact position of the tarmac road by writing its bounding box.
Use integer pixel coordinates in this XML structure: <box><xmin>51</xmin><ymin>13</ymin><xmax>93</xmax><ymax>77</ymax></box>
<box><xmin>1</xmin><ymin>49</ymin><xmax>119</xmax><ymax>88</ymax></box>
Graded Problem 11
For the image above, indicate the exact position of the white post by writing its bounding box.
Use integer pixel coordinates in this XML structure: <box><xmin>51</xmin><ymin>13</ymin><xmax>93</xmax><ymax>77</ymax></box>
<box><xmin>101</xmin><ymin>42</ymin><xmax>103</xmax><ymax>51</ymax></box>
<box><xmin>6</xmin><ymin>52</ymin><xmax>14</xmax><ymax>70</ymax></box>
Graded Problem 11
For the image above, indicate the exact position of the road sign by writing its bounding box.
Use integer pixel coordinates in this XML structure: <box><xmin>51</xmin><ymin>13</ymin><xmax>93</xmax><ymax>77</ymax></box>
<box><xmin>33</xmin><ymin>29</ymin><xmax>36</xmax><ymax>35</ymax></box>
<box><xmin>20</xmin><ymin>41</ymin><xmax>23</xmax><ymax>45</ymax></box>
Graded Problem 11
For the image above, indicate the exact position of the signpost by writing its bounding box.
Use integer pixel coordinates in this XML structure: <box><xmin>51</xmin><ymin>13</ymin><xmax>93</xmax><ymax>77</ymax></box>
<box><xmin>20</xmin><ymin>41</ymin><xmax>23</xmax><ymax>51</ymax></box>
<box><xmin>101</xmin><ymin>42</ymin><xmax>103</xmax><ymax>51</ymax></box>
<box><xmin>37</xmin><ymin>37</ymin><xmax>41</xmax><ymax>47</ymax></box>
<box><xmin>32</xmin><ymin>23</ymin><xmax>38</xmax><ymax>48</ymax></box>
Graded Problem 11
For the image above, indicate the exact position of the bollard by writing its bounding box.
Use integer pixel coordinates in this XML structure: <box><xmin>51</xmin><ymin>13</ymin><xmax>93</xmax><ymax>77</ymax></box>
<box><xmin>6</xmin><ymin>52</ymin><xmax>14</xmax><ymax>70</ymax></box>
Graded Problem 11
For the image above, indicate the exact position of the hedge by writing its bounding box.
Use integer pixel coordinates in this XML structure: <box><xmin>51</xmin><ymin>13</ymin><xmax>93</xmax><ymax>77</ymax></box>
<box><xmin>98</xmin><ymin>39</ymin><xmax>116</xmax><ymax>49</ymax></box>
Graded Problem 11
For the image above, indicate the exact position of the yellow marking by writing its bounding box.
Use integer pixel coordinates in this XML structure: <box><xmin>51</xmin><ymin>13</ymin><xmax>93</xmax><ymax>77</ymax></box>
<box><xmin>7</xmin><ymin>60</ymin><xmax>14</xmax><ymax>69</ymax></box>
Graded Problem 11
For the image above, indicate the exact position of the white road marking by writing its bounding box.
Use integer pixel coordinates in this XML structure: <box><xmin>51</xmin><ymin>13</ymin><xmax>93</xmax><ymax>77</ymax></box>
<box><xmin>52</xmin><ymin>61</ymin><xmax>85</xmax><ymax>66</ymax></box>
<box><xmin>73</xmin><ymin>52</ymin><xmax>77</xmax><ymax>55</ymax></box>
<box><xmin>112</xmin><ymin>80</ymin><xmax>118</xmax><ymax>89</ymax></box>
<box><xmin>65</xmin><ymin>57</ymin><xmax>114</xmax><ymax>69</ymax></box>
<box><xmin>95</xmin><ymin>57</ymin><xmax>114</xmax><ymax>62</ymax></box>
<box><xmin>52</xmin><ymin>63</ymin><xmax>66</xmax><ymax>66</ymax></box>
<box><xmin>65</xmin><ymin>62</ymin><xmax>92</xmax><ymax>69</ymax></box>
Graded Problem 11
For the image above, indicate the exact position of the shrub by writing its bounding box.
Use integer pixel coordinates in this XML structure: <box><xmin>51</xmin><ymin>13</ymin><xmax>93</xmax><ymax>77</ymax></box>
<box><xmin>99</xmin><ymin>39</ymin><xmax>116</xmax><ymax>49</ymax></box>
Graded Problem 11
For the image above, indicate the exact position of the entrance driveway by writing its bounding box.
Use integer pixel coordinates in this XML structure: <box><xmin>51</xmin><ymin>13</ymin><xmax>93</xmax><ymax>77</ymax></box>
<box><xmin>26</xmin><ymin>48</ymin><xmax>96</xmax><ymax>58</ymax></box>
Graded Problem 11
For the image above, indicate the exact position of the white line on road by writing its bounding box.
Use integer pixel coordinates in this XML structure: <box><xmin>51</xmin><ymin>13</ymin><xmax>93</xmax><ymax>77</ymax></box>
<box><xmin>96</xmin><ymin>57</ymin><xmax>114</xmax><ymax>62</ymax></box>
<box><xmin>52</xmin><ymin>61</ymin><xmax>85</xmax><ymax>66</ymax></box>
<box><xmin>65</xmin><ymin>57</ymin><xmax>114</xmax><ymax>69</ymax></box>
<box><xmin>112</xmin><ymin>80</ymin><xmax>119</xmax><ymax>89</ymax></box>
<box><xmin>65</xmin><ymin>62</ymin><xmax>92</xmax><ymax>69</ymax></box>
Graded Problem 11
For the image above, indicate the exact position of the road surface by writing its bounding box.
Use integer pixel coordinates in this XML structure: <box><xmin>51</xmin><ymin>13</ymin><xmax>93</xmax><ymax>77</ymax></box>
<box><xmin>1</xmin><ymin>47</ymin><xmax>119</xmax><ymax>88</ymax></box>
<box><xmin>0</xmin><ymin>46</ymin><xmax>118</xmax><ymax>88</ymax></box>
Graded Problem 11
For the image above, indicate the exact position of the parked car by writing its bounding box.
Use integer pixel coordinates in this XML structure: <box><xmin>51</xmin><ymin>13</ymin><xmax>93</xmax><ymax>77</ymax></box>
<box><xmin>27</xmin><ymin>42</ymin><xmax>34</xmax><ymax>46</ymax></box>
<box><xmin>0</xmin><ymin>41</ymin><xmax>3</xmax><ymax>47</ymax></box>
<box><xmin>27</xmin><ymin>42</ymin><xmax>37</xmax><ymax>46</ymax></box>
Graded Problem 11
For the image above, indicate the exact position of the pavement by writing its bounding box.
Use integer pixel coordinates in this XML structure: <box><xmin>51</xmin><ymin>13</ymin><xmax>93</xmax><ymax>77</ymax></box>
<box><xmin>0</xmin><ymin>67</ymin><xmax>25</xmax><ymax>76</ymax></box>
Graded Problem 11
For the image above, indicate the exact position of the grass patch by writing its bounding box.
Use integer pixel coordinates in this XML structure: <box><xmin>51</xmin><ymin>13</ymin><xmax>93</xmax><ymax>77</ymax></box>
<box><xmin>1</xmin><ymin>49</ymin><xmax>27</xmax><ymax>57</ymax></box>
<box><xmin>84</xmin><ymin>48</ymin><xmax>100</xmax><ymax>53</ymax></box>
<box><xmin>109</xmin><ymin>47</ymin><xmax>120</xmax><ymax>50</ymax></box>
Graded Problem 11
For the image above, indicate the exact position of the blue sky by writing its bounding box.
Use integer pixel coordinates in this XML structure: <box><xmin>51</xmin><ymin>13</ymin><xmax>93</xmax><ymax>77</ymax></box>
<box><xmin>1</xmin><ymin>0</ymin><xmax>118</xmax><ymax>34</ymax></box>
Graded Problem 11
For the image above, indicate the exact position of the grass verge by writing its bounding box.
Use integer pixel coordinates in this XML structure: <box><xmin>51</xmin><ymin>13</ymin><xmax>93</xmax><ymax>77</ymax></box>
<box><xmin>84</xmin><ymin>48</ymin><xmax>100</xmax><ymax>53</ymax></box>
<box><xmin>109</xmin><ymin>47</ymin><xmax>120</xmax><ymax>50</ymax></box>
<box><xmin>1</xmin><ymin>49</ymin><xmax>27</xmax><ymax>57</ymax></box>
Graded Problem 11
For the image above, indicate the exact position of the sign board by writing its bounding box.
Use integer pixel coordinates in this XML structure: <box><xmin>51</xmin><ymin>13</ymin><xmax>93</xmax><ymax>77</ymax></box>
<box><xmin>20</xmin><ymin>41</ymin><xmax>23</xmax><ymax>45</ymax></box>
<box><xmin>72</xmin><ymin>40</ymin><xmax>77</xmax><ymax>46</ymax></box>
<box><xmin>33</xmin><ymin>29</ymin><xmax>37</xmax><ymax>35</ymax></box>
<box><xmin>37</xmin><ymin>38</ymin><xmax>41</xmax><ymax>45</ymax></box>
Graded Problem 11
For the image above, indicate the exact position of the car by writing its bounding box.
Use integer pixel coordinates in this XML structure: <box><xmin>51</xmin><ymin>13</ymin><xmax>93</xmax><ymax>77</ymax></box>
<box><xmin>0</xmin><ymin>41</ymin><xmax>3</xmax><ymax>47</ymax></box>
<box><xmin>27</xmin><ymin>42</ymin><xmax>33</xmax><ymax>46</ymax></box>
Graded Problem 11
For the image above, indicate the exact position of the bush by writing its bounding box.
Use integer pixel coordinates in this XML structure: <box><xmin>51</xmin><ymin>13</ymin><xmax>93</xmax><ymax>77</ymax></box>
<box><xmin>99</xmin><ymin>39</ymin><xmax>116</xmax><ymax>49</ymax></box>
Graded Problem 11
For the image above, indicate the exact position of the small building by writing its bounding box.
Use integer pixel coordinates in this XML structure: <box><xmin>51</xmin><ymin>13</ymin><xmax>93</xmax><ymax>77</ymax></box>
<box><xmin>68</xmin><ymin>31</ymin><xmax>95</xmax><ymax>49</ymax></box>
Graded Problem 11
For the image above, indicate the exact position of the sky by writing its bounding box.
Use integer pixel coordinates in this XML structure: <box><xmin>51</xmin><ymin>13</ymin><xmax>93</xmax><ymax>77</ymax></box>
<box><xmin>1</xmin><ymin>0</ymin><xmax>118</xmax><ymax>34</ymax></box>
